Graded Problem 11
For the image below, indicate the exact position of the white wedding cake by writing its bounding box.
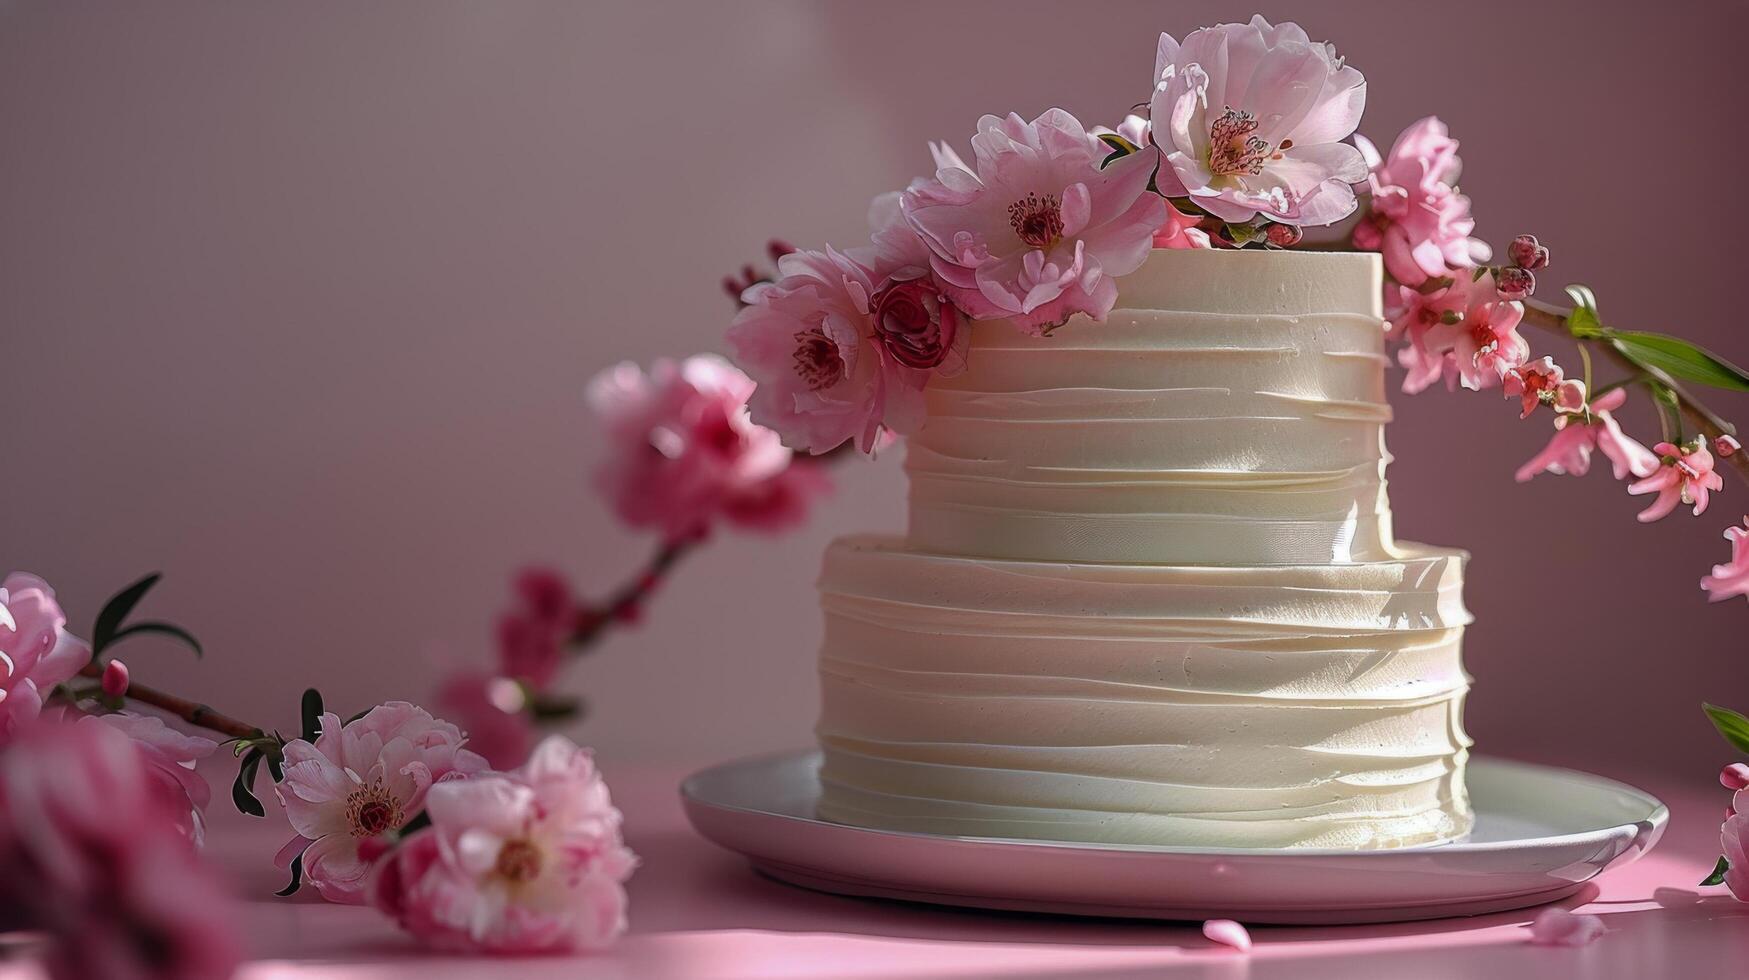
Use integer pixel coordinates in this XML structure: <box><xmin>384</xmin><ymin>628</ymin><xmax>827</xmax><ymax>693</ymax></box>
<box><xmin>813</xmin><ymin>248</ymin><xmax>1474</xmax><ymax>849</ymax></box>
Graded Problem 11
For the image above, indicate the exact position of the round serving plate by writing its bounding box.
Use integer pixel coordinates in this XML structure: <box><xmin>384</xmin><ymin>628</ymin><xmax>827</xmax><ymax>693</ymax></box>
<box><xmin>680</xmin><ymin>750</ymin><xmax>1666</xmax><ymax>925</ymax></box>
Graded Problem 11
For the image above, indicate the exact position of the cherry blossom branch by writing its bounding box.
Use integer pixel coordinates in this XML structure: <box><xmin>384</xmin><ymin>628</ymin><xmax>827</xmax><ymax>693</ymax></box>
<box><xmin>567</xmin><ymin>532</ymin><xmax>703</xmax><ymax>647</ymax></box>
<box><xmin>1517</xmin><ymin>298</ymin><xmax>1749</xmax><ymax>486</ymax></box>
<box><xmin>76</xmin><ymin>661</ymin><xmax>266</xmax><ymax>741</ymax></box>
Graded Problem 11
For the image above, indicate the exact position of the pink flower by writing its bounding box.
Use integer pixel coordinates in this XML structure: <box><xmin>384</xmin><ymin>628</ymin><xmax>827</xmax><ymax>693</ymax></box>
<box><xmin>0</xmin><ymin>573</ymin><xmax>92</xmax><ymax>741</ymax></box>
<box><xmin>496</xmin><ymin>567</ymin><xmax>573</xmax><ymax>690</ymax></box>
<box><xmin>83</xmin><ymin>712</ymin><xmax>217</xmax><ymax>845</ymax></box>
<box><xmin>435</xmin><ymin>670</ymin><xmax>537</xmax><ymax>771</ymax></box>
<box><xmin>1629</xmin><ymin>440</ymin><xmax>1724</xmax><ymax>522</ymax></box>
<box><xmin>368</xmin><ymin>736</ymin><xmax>637</xmax><ymax>954</ymax></box>
<box><xmin>1149</xmin><ymin>16</ymin><xmax>1368</xmax><ymax>227</ymax></box>
<box><xmin>1726</xmin><ymin>811</ymin><xmax>1749</xmax><ymax>900</ymax></box>
<box><xmin>1701</xmin><ymin>519</ymin><xmax>1749</xmax><ymax>603</ymax></box>
<box><xmin>0</xmin><ymin>720</ymin><xmax>241</xmax><ymax>980</ymax></box>
<box><xmin>1503</xmin><ymin>357</ymin><xmax>1585</xmax><ymax>418</ymax></box>
<box><xmin>1093</xmin><ymin>116</ymin><xmax>1211</xmax><ymax>250</ymax></box>
<box><xmin>1516</xmin><ymin>388</ymin><xmax>1660</xmax><ymax>483</ymax></box>
<box><xmin>589</xmin><ymin>354</ymin><xmax>826</xmax><ymax>532</ymax></box>
<box><xmin>1399</xmin><ymin>271</ymin><xmax>1529</xmax><ymax>393</ymax></box>
<box><xmin>1528</xmin><ymin>907</ymin><xmax>1607</xmax><ymax>946</ymax></box>
<box><xmin>900</xmin><ymin>108</ymin><xmax>1164</xmax><ymax>333</ymax></box>
<box><xmin>275</xmin><ymin>702</ymin><xmax>487</xmax><ymax>904</ymax></box>
<box><xmin>1354</xmin><ymin>117</ymin><xmax>1490</xmax><ymax>286</ymax></box>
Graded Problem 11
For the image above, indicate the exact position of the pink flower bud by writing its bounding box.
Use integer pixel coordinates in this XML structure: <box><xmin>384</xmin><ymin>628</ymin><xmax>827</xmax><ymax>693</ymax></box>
<box><xmin>1722</xmin><ymin>763</ymin><xmax>1749</xmax><ymax>791</ymax></box>
<box><xmin>101</xmin><ymin>659</ymin><xmax>129</xmax><ymax>698</ymax></box>
<box><xmin>1495</xmin><ymin>266</ymin><xmax>1536</xmax><ymax>300</ymax></box>
<box><xmin>1507</xmin><ymin>234</ymin><xmax>1550</xmax><ymax>270</ymax></box>
<box><xmin>1265</xmin><ymin>223</ymin><xmax>1303</xmax><ymax>247</ymax></box>
<box><xmin>1553</xmin><ymin>379</ymin><xmax>1587</xmax><ymax>413</ymax></box>
<box><xmin>1716</xmin><ymin>434</ymin><xmax>1741</xmax><ymax>458</ymax></box>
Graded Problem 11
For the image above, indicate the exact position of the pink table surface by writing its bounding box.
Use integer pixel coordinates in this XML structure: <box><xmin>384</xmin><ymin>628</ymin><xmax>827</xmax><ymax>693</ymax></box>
<box><xmin>10</xmin><ymin>755</ymin><xmax>1749</xmax><ymax>979</ymax></box>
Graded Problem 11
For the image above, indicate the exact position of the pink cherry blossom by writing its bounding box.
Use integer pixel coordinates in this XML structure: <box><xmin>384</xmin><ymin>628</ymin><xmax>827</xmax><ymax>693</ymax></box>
<box><xmin>1354</xmin><ymin>117</ymin><xmax>1490</xmax><ymax>286</ymax></box>
<box><xmin>1503</xmin><ymin>357</ymin><xmax>1584</xmax><ymax>418</ymax></box>
<box><xmin>1701</xmin><ymin>519</ymin><xmax>1749</xmax><ymax>603</ymax></box>
<box><xmin>495</xmin><ymin>566</ymin><xmax>573</xmax><ymax>690</ymax></box>
<box><xmin>1399</xmin><ymin>271</ymin><xmax>1529</xmax><ymax>393</ymax></box>
<box><xmin>1516</xmin><ymin>388</ymin><xmax>1660</xmax><ymax>483</ymax></box>
<box><xmin>1721</xmin><ymin>810</ymin><xmax>1749</xmax><ymax>900</ymax></box>
<box><xmin>368</xmin><ymin>735</ymin><xmax>637</xmax><ymax>954</ymax></box>
<box><xmin>727</xmin><ymin>247</ymin><xmax>931</xmax><ymax>453</ymax></box>
<box><xmin>901</xmin><ymin>108</ymin><xmax>1164</xmax><ymax>333</ymax></box>
<box><xmin>589</xmin><ymin>354</ymin><xmax>827</xmax><ymax>533</ymax></box>
<box><xmin>1149</xmin><ymin>16</ymin><xmax>1368</xmax><ymax>227</ymax></box>
<box><xmin>1629</xmin><ymin>440</ymin><xmax>1724</xmax><ymax>522</ymax></box>
<box><xmin>0</xmin><ymin>720</ymin><xmax>241</xmax><ymax>980</ymax></box>
<box><xmin>0</xmin><ymin>573</ymin><xmax>93</xmax><ymax>741</ymax></box>
<box><xmin>82</xmin><ymin>712</ymin><xmax>217</xmax><ymax>845</ymax></box>
<box><xmin>1528</xmin><ymin>907</ymin><xmax>1607</xmax><ymax>946</ymax></box>
<box><xmin>275</xmin><ymin>702</ymin><xmax>487</xmax><ymax>904</ymax></box>
<box><xmin>435</xmin><ymin>670</ymin><xmax>537</xmax><ymax>771</ymax></box>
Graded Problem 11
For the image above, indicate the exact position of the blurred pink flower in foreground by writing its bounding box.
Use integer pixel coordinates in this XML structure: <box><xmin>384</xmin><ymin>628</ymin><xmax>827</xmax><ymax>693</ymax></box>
<box><xmin>497</xmin><ymin>567</ymin><xmax>574</xmax><ymax>690</ymax></box>
<box><xmin>902</xmin><ymin>108</ymin><xmax>1163</xmax><ymax>333</ymax></box>
<box><xmin>0</xmin><ymin>720</ymin><xmax>241</xmax><ymax>980</ymax></box>
<box><xmin>369</xmin><ymin>735</ymin><xmax>637</xmax><ymax>954</ymax></box>
<box><xmin>1528</xmin><ymin>907</ymin><xmax>1606</xmax><ymax>946</ymax></box>
<box><xmin>1700</xmin><ymin>519</ymin><xmax>1749</xmax><ymax>603</ymax></box>
<box><xmin>276</xmin><ymin>702</ymin><xmax>486</xmax><ymax>904</ymax></box>
<box><xmin>0</xmin><ymin>573</ymin><xmax>92</xmax><ymax>741</ymax></box>
<box><xmin>1149</xmin><ymin>16</ymin><xmax>1368</xmax><ymax>227</ymax></box>
<box><xmin>1354</xmin><ymin>116</ymin><xmax>1489</xmax><ymax>286</ymax></box>
<box><xmin>1720</xmin><ymin>789</ymin><xmax>1749</xmax><ymax>900</ymax></box>
<box><xmin>1629</xmin><ymin>440</ymin><xmax>1724</xmax><ymax>522</ymax></box>
<box><xmin>435</xmin><ymin>670</ymin><xmax>538</xmax><ymax>770</ymax></box>
<box><xmin>1515</xmin><ymin>388</ymin><xmax>1659</xmax><ymax>483</ymax></box>
<box><xmin>83</xmin><ymin>711</ymin><xmax>217</xmax><ymax>845</ymax></box>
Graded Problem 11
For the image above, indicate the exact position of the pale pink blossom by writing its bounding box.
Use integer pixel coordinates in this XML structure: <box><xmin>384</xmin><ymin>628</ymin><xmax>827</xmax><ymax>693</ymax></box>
<box><xmin>1202</xmin><ymin>919</ymin><xmax>1252</xmax><ymax>952</ymax></box>
<box><xmin>1354</xmin><ymin>117</ymin><xmax>1489</xmax><ymax>286</ymax></box>
<box><xmin>589</xmin><ymin>354</ymin><xmax>827</xmax><ymax>533</ymax></box>
<box><xmin>1149</xmin><ymin>16</ymin><xmax>1368</xmax><ymax>227</ymax></box>
<box><xmin>901</xmin><ymin>108</ymin><xmax>1164</xmax><ymax>333</ymax></box>
<box><xmin>435</xmin><ymin>670</ymin><xmax>537</xmax><ymax>771</ymax></box>
<box><xmin>82</xmin><ymin>712</ymin><xmax>217</xmax><ymax>845</ymax></box>
<box><xmin>727</xmin><ymin>246</ymin><xmax>932</xmax><ymax>453</ymax></box>
<box><xmin>1528</xmin><ymin>907</ymin><xmax>1607</xmax><ymax>946</ymax></box>
<box><xmin>1629</xmin><ymin>440</ymin><xmax>1724</xmax><ymax>522</ymax></box>
<box><xmin>1400</xmin><ymin>271</ymin><xmax>1529</xmax><ymax>393</ymax></box>
<box><xmin>275</xmin><ymin>702</ymin><xmax>486</xmax><ymax>904</ymax></box>
<box><xmin>1726</xmin><ymin>812</ymin><xmax>1749</xmax><ymax>900</ymax></box>
<box><xmin>368</xmin><ymin>735</ymin><xmax>637</xmax><ymax>954</ymax></box>
<box><xmin>0</xmin><ymin>720</ymin><xmax>241</xmax><ymax>980</ymax></box>
<box><xmin>0</xmin><ymin>573</ymin><xmax>92</xmax><ymax>741</ymax></box>
<box><xmin>1503</xmin><ymin>357</ymin><xmax>1585</xmax><ymax>418</ymax></box>
<box><xmin>1701</xmin><ymin>519</ymin><xmax>1749</xmax><ymax>603</ymax></box>
<box><xmin>1516</xmin><ymin>388</ymin><xmax>1660</xmax><ymax>483</ymax></box>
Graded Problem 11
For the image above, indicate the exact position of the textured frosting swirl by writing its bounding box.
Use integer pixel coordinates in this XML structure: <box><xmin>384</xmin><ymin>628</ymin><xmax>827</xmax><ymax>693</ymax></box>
<box><xmin>906</xmin><ymin>248</ymin><xmax>1393</xmax><ymax>565</ymax></box>
<box><xmin>815</xmin><ymin>536</ymin><xmax>1474</xmax><ymax>848</ymax></box>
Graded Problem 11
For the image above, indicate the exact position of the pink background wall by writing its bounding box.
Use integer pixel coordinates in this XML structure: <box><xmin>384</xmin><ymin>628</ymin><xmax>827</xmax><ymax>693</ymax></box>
<box><xmin>4</xmin><ymin>1</ymin><xmax>1745</xmax><ymax>777</ymax></box>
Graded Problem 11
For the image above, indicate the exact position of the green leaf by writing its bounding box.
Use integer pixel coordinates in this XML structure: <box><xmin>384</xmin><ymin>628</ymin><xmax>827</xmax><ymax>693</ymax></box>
<box><xmin>399</xmin><ymin>810</ymin><xmax>432</xmax><ymax>837</ymax></box>
<box><xmin>105</xmin><ymin>620</ymin><xmax>204</xmax><ymax>659</ymax></box>
<box><xmin>276</xmin><ymin>850</ymin><xmax>305</xmax><ymax>897</ymax></box>
<box><xmin>1701</xmin><ymin>856</ymin><xmax>1731</xmax><ymax>887</ymax></box>
<box><xmin>91</xmin><ymin>573</ymin><xmax>162</xmax><ymax>656</ymax></box>
<box><xmin>1565</xmin><ymin>284</ymin><xmax>1599</xmax><ymax>316</ymax></box>
<box><xmin>1564</xmin><ymin>285</ymin><xmax>1603</xmax><ymax>338</ymax></box>
<box><xmin>299</xmin><ymin>688</ymin><xmax>325</xmax><ymax>743</ymax></box>
<box><xmin>529</xmin><ymin>693</ymin><xmax>586</xmax><ymax>723</ymax></box>
<box><xmin>1704</xmin><ymin>703</ymin><xmax>1749</xmax><ymax>755</ymax></box>
<box><xmin>231</xmin><ymin>751</ymin><xmax>265</xmax><ymax>818</ymax></box>
<box><xmin>1610</xmin><ymin>332</ymin><xmax>1749</xmax><ymax>392</ymax></box>
<box><xmin>1097</xmin><ymin>132</ymin><xmax>1139</xmax><ymax>169</ymax></box>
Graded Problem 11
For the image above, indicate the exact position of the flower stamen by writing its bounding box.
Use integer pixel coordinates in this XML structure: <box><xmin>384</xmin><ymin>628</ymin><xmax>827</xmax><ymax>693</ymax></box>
<box><xmin>1006</xmin><ymin>192</ymin><xmax>1065</xmax><ymax>249</ymax></box>
<box><xmin>344</xmin><ymin>777</ymin><xmax>404</xmax><ymax>838</ymax></box>
<box><xmin>791</xmin><ymin>327</ymin><xmax>845</xmax><ymax>391</ymax></box>
<box><xmin>1208</xmin><ymin>107</ymin><xmax>1270</xmax><ymax>176</ymax></box>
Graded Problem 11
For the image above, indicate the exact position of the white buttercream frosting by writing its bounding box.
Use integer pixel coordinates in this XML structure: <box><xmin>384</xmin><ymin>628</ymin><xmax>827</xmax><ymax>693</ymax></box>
<box><xmin>815</xmin><ymin>536</ymin><xmax>1474</xmax><ymax>848</ymax></box>
<box><xmin>907</xmin><ymin>248</ymin><xmax>1393</xmax><ymax>565</ymax></box>
<box><xmin>813</xmin><ymin>249</ymin><xmax>1473</xmax><ymax>849</ymax></box>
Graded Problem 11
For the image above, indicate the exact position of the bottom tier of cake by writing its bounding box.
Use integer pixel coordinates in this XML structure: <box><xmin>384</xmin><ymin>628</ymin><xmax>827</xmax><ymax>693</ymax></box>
<box><xmin>814</xmin><ymin>536</ymin><xmax>1474</xmax><ymax>849</ymax></box>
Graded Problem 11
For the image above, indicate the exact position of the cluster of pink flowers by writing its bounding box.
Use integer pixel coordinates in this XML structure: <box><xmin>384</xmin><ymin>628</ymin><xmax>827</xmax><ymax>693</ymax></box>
<box><xmin>1718</xmin><ymin>762</ymin><xmax>1749</xmax><ymax>901</ymax></box>
<box><xmin>729</xmin><ymin>16</ymin><xmax>1373</xmax><ymax>454</ymax></box>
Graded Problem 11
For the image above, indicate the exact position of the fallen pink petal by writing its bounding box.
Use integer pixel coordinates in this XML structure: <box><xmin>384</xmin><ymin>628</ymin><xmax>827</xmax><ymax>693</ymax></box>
<box><xmin>1202</xmin><ymin>919</ymin><xmax>1253</xmax><ymax>952</ymax></box>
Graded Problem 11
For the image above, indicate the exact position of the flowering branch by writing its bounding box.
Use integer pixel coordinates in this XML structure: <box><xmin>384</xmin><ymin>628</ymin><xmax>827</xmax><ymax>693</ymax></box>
<box><xmin>74</xmin><ymin>661</ymin><xmax>264</xmax><ymax>741</ymax></box>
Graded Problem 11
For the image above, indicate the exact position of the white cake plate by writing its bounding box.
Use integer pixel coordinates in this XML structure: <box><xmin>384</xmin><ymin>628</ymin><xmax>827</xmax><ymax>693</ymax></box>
<box><xmin>680</xmin><ymin>750</ymin><xmax>1666</xmax><ymax>925</ymax></box>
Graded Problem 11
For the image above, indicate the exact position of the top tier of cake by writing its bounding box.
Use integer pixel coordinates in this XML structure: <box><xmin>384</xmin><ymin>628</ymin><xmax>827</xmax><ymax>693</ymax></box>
<box><xmin>906</xmin><ymin>249</ymin><xmax>1392</xmax><ymax>565</ymax></box>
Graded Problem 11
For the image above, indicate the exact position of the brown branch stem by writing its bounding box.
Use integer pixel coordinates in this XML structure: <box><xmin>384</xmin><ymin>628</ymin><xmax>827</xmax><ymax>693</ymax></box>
<box><xmin>78</xmin><ymin>662</ymin><xmax>266</xmax><ymax>741</ymax></box>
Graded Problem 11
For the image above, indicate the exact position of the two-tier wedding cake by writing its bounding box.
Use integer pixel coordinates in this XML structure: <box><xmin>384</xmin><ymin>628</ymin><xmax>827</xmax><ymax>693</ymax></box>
<box><xmin>813</xmin><ymin>248</ymin><xmax>1474</xmax><ymax>849</ymax></box>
